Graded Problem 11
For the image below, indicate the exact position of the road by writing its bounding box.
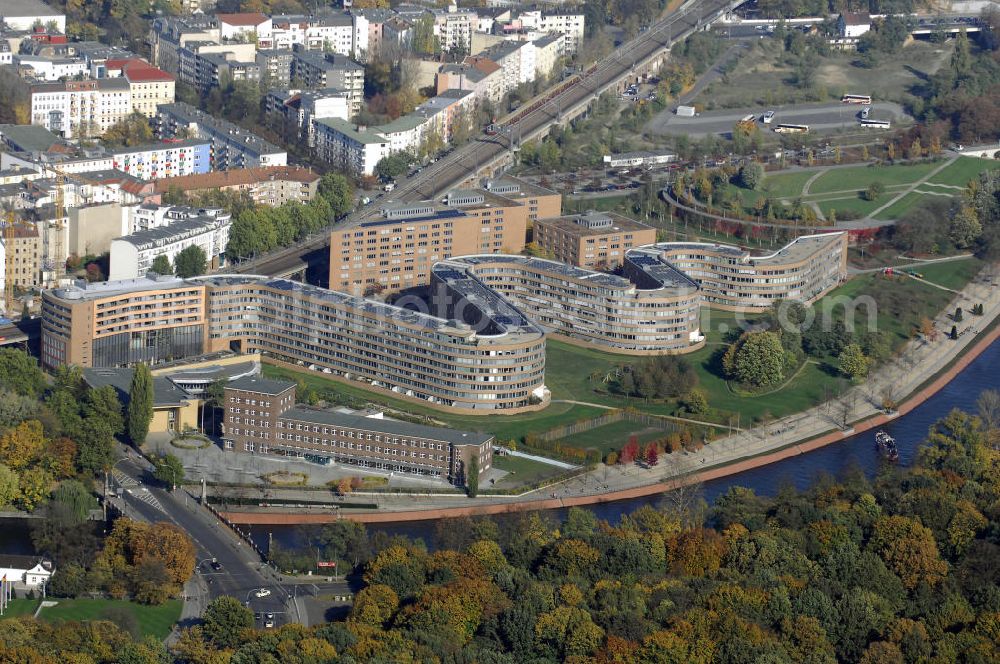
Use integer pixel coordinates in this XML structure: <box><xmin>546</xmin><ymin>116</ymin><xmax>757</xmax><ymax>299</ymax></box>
<box><xmin>231</xmin><ymin>0</ymin><xmax>741</xmax><ymax>278</ymax></box>
<box><xmin>108</xmin><ymin>451</ymin><xmax>294</xmax><ymax>631</ymax></box>
<box><xmin>647</xmin><ymin>101</ymin><xmax>908</xmax><ymax>138</ymax></box>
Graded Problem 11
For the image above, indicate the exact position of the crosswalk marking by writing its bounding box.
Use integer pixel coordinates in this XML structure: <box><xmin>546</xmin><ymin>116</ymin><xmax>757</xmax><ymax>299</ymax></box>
<box><xmin>126</xmin><ymin>487</ymin><xmax>166</xmax><ymax>513</ymax></box>
<box><xmin>112</xmin><ymin>469</ymin><xmax>138</xmax><ymax>487</ymax></box>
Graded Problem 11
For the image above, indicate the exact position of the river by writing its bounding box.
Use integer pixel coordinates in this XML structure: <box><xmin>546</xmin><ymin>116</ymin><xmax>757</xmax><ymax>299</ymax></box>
<box><xmin>250</xmin><ymin>336</ymin><xmax>1000</xmax><ymax>551</ymax></box>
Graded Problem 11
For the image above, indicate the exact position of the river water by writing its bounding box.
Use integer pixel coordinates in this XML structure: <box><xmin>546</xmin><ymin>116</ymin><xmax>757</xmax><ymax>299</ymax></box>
<box><xmin>256</xmin><ymin>337</ymin><xmax>998</xmax><ymax>548</ymax></box>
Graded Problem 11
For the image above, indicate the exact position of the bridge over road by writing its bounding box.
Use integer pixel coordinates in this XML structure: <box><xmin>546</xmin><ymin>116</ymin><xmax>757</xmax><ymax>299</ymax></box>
<box><xmin>231</xmin><ymin>0</ymin><xmax>746</xmax><ymax>280</ymax></box>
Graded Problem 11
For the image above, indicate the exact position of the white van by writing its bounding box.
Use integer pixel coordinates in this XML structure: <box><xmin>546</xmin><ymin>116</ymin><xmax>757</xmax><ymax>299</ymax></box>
<box><xmin>762</xmin><ymin>110</ymin><xmax>775</xmax><ymax>124</ymax></box>
<box><xmin>860</xmin><ymin>105</ymin><xmax>871</xmax><ymax>119</ymax></box>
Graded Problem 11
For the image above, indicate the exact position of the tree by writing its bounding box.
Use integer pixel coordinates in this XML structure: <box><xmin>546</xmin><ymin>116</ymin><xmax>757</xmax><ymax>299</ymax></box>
<box><xmin>0</xmin><ymin>348</ymin><xmax>46</xmax><ymax>397</ymax></box>
<box><xmin>100</xmin><ymin>112</ymin><xmax>152</xmax><ymax>147</ymax></box>
<box><xmin>0</xmin><ymin>420</ymin><xmax>45</xmax><ymax>470</ymax></box>
<box><xmin>467</xmin><ymin>455</ymin><xmax>479</xmax><ymax>497</ymax></box>
<box><xmin>153</xmin><ymin>454</ymin><xmax>184</xmax><ymax>490</ymax></box>
<box><xmin>738</xmin><ymin>162</ymin><xmax>764</xmax><ymax>190</ymax></box>
<box><xmin>51</xmin><ymin>479</ymin><xmax>95</xmax><ymax>522</ymax></box>
<box><xmin>868</xmin><ymin>515</ymin><xmax>948</xmax><ymax>590</ymax></box>
<box><xmin>0</xmin><ymin>463</ymin><xmax>19</xmax><ymax>507</ymax></box>
<box><xmin>645</xmin><ymin>443</ymin><xmax>659</xmax><ymax>467</ymax></box>
<box><xmin>173</xmin><ymin>245</ymin><xmax>207</xmax><ymax>278</ymax></box>
<box><xmin>950</xmin><ymin>325</ymin><xmax>959</xmax><ymax>340</ymax></box>
<box><xmin>864</xmin><ymin>182</ymin><xmax>885</xmax><ymax>201</ymax></box>
<box><xmin>317</xmin><ymin>172</ymin><xmax>354</xmax><ymax>218</ymax></box>
<box><xmin>374</xmin><ymin>153</ymin><xmax>414</xmax><ymax>181</ymax></box>
<box><xmin>17</xmin><ymin>467</ymin><xmax>52</xmax><ymax>511</ymax></box>
<box><xmin>202</xmin><ymin>596</ymin><xmax>254</xmax><ymax>648</ymax></box>
<box><xmin>86</xmin><ymin>385</ymin><xmax>124</xmax><ymax>437</ymax></box>
<box><xmin>150</xmin><ymin>255</ymin><xmax>172</xmax><ymax>275</ymax></box>
<box><xmin>954</xmin><ymin>307</ymin><xmax>963</xmax><ymax>322</ymax></box>
<box><xmin>621</xmin><ymin>436</ymin><xmax>640</xmax><ymax>464</ymax></box>
<box><xmin>838</xmin><ymin>344</ymin><xmax>870</xmax><ymax>380</ymax></box>
<box><xmin>127</xmin><ymin>364</ymin><xmax>154</xmax><ymax>446</ymax></box>
<box><xmin>682</xmin><ymin>388</ymin><xmax>709</xmax><ymax>414</ymax></box>
<box><xmin>730</xmin><ymin>332</ymin><xmax>786</xmax><ymax>387</ymax></box>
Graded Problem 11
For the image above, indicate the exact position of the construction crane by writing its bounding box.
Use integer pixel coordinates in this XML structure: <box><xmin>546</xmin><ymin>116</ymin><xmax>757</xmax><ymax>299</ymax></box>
<box><xmin>51</xmin><ymin>167</ymin><xmax>66</xmax><ymax>284</ymax></box>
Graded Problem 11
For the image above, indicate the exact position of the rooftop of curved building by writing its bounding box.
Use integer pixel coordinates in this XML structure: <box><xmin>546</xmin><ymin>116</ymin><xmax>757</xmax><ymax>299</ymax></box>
<box><xmin>649</xmin><ymin>232</ymin><xmax>846</xmax><ymax>266</ymax></box>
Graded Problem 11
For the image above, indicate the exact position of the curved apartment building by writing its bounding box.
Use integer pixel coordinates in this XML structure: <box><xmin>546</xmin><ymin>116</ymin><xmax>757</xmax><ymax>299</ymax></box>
<box><xmin>41</xmin><ymin>274</ymin><xmax>547</xmax><ymax>413</ymax></box>
<box><xmin>642</xmin><ymin>232</ymin><xmax>848</xmax><ymax>311</ymax></box>
<box><xmin>433</xmin><ymin>255</ymin><xmax>705</xmax><ymax>355</ymax></box>
<box><xmin>40</xmin><ymin>233</ymin><xmax>847</xmax><ymax>413</ymax></box>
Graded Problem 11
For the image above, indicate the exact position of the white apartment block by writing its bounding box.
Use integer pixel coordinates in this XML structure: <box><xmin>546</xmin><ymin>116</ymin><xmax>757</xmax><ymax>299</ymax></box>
<box><xmin>109</xmin><ymin>207</ymin><xmax>231</xmax><ymax>280</ymax></box>
<box><xmin>538</xmin><ymin>12</ymin><xmax>584</xmax><ymax>54</ymax></box>
<box><xmin>263</xmin><ymin>12</ymin><xmax>368</xmax><ymax>60</ymax></box>
<box><xmin>30</xmin><ymin>79</ymin><xmax>132</xmax><ymax>139</ymax></box>
<box><xmin>433</xmin><ymin>8</ymin><xmax>476</xmax><ymax>52</ymax></box>
<box><xmin>12</xmin><ymin>55</ymin><xmax>88</xmax><ymax>81</ymax></box>
<box><xmin>314</xmin><ymin>118</ymin><xmax>391</xmax><ymax>177</ymax></box>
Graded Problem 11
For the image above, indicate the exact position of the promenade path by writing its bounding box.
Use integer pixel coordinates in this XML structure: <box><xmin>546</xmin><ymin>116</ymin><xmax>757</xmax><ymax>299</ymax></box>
<box><xmin>222</xmin><ymin>269</ymin><xmax>1000</xmax><ymax>523</ymax></box>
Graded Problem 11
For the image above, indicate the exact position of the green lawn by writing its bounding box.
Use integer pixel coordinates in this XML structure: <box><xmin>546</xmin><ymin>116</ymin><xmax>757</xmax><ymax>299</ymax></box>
<box><xmin>807</xmin><ymin>161</ymin><xmax>941</xmax><ymax>195</ymax></box>
<box><xmin>491</xmin><ymin>455</ymin><xmax>567</xmax><ymax>488</ymax></box>
<box><xmin>813</xmin><ymin>194</ymin><xmax>884</xmax><ymax>219</ymax></box>
<box><xmin>2</xmin><ymin>599</ymin><xmax>182</xmax><ymax>640</ymax></box>
<box><xmin>762</xmin><ymin>171</ymin><xmax>816</xmax><ymax>199</ymax></box>
<box><xmin>554</xmin><ymin>421</ymin><xmax>668</xmax><ymax>456</ymax></box>
<box><xmin>923</xmin><ymin>156</ymin><xmax>1000</xmax><ymax>188</ymax></box>
<box><xmin>262</xmin><ymin>363</ymin><xmax>606</xmax><ymax>443</ymax></box>
<box><xmin>907</xmin><ymin>257</ymin><xmax>983</xmax><ymax>291</ymax></box>
<box><xmin>872</xmin><ymin>191</ymin><xmax>928</xmax><ymax>220</ymax></box>
<box><xmin>0</xmin><ymin>599</ymin><xmax>39</xmax><ymax>620</ymax></box>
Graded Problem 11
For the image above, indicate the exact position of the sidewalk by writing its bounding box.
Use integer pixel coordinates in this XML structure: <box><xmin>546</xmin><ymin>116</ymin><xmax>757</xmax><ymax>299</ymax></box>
<box><xmin>219</xmin><ymin>270</ymin><xmax>1000</xmax><ymax>523</ymax></box>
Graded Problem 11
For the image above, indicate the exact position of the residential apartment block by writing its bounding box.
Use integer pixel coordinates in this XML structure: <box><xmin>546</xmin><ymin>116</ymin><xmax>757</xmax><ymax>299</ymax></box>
<box><xmin>152</xmin><ymin>166</ymin><xmax>320</xmax><ymax>207</ymax></box>
<box><xmin>291</xmin><ymin>48</ymin><xmax>364</xmax><ymax>114</ymax></box>
<box><xmin>265</xmin><ymin>87</ymin><xmax>351</xmax><ymax>146</ymax></box>
<box><xmin>1</xmin><ymin>223</ymin><xmax>42</xmax><ymax>289</ymax></box>
<box><xmin>327</xmin><ymin>178</ymin><xmax>560</xmax><ymax>293</ymax></box>
<box><xmin>652</xmin><ymin>233</ymin><xmax>849</xmax><ymax>310</ymax></box>
<box><xmin>105</xmin><ymin>58</ymin><xmax>176</xmax><ymax>118</ymax></box>
<box><xmin>109</xmin><ymin>206</ymin><xmax>231</xmax><ymax>280</ymax></box>
<box><xmin>41</xmin><ymin>274</ymin><xmax>549</xmax><ymax>412</ymax></box>
<box><xmin>156</xmin><ymin>102</ymin><xmax>287</xmax><ymax>169</ymax></box>
<box><xmin>221</xmin><ymin>376</ymin><xmax>492</xmax><ymax>485</ymax></box>
<box><xmin>29</xmin><ymin>78</ymin><xmax>132</xmax><ymax>139</ymax></box>
<box><xmin>533</xmin><ymin>212</ymin><xmax>657</xmax><ymax>270</ymax></box>
<box><xmin>109</xmin><ymin>139</ymin><xmax>211</xmax><ymax>181</ymax></box>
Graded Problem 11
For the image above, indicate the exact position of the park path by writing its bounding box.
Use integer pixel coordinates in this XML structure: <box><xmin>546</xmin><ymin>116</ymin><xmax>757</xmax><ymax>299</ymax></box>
<box><xmin>867</xmin><ymin>156</ymin><xmax>958</xmax><ymax>218</ymax></box>
<box><xmin>848</xmin><ymin>253</ymin><xmax>974</xmax><ymax>275</ymax></box>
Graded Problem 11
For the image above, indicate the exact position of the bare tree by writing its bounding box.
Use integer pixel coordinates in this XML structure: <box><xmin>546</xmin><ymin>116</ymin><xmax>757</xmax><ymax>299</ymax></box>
<box><xmin>658</xmin><ymin>455</ymin><xmax>706</xmax><ymax>528</ymax></box>
<box><xmin>978</xmin><ymin>389</ymin><xmax>1000</xmax><ymax>449</ymax></box>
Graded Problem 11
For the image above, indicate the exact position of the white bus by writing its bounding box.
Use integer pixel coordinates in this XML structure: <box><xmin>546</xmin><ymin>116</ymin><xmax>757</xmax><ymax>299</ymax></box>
<box><xmin>842</xmin><ymin>94</ymin><xmax>872</xmax><ymax>104</ymax></box>
<box><xmin>860</xmin><ymin>118</ymin><xmax>891</xmax><ymax>129</ymax></box>
<box><xmin>774</xmin><ymin>123</ymin><xmax>809</xmax><ymax>134</ymax></box>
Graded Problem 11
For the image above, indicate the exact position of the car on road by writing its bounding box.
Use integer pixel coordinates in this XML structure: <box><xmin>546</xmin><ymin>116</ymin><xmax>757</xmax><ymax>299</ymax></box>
<box><xmin>255</xmin><ymin>588</ymin><xmax>272</xmax><ymax>598</ymax></box>
<box><xmin>210</xmin><ymin>561</ymin><xmax>223</xmax><ymax>571</ymax></box>
<box><xmin>860</xmin><ymin>105</ymin><xmax>871</xmax><ymax>119</ymax></box>
<box><xmin>762</xmin><ymin>110</ymin><xmax>775</xmax><ymax>124</ymax></box>
<box><xmin>264</xmin><ymin>619</ymin><xmax>275</xmax><ymax>628</ymax></box>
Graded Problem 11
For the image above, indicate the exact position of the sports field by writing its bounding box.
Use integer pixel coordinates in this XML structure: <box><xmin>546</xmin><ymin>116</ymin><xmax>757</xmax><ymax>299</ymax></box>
<box><xmin>0</xmin><ymin>599</ymin><xmax>181</xmax><ymax>640</ymax></box>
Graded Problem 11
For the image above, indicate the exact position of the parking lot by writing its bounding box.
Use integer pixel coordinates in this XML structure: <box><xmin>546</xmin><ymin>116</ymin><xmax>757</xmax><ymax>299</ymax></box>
<box><xmin>647</xmin><ymin>101</ymin><xmax>909</xmax><ymax>138</ymax></box>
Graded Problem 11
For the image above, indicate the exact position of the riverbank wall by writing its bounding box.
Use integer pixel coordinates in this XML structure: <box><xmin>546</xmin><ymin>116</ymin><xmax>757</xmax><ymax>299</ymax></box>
<box><xmin>220</xmin><ymin>314</ymin><xmax>1000</xmax><ymax>525</ymax></box>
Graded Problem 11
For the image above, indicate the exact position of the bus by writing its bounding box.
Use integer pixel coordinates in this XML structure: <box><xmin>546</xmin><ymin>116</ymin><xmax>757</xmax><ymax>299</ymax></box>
<box><xmin>860</xmin><ymin>118</ymin><xmax>891</xmax><ymax>129</ymax></box>
<box><xmin>842</xmin><ymin>94</ymin><xmax>872</xmax><ymax>104</ymax></box>
<box><xmin>774</xmin><ymin>123</ymin><xmax>809</xmax><ymax>134</ymax></box>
